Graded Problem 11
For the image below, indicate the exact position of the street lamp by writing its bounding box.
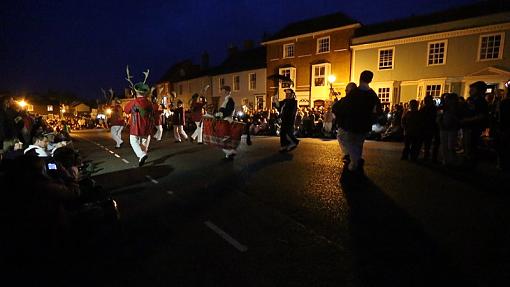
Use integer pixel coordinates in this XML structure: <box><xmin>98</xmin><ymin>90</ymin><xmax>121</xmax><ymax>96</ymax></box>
<box><xmin>106</xmin><ymin>108</ymin><xmax>112</xmax><ymax>115</ymax></box>
<box><xmin>17</xmin><ymin>100</ymin><xmax>27</xmax><ymax>109</ymax></box>
<box><xmin>328</xmin><ymin>75</ymin><xmax>336</xmax><ymax>87</ymax></box>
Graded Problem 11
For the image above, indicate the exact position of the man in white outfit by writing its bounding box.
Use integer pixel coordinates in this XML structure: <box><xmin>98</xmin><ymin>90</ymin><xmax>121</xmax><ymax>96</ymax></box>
<box><xmin>109</xmin><ymin>98</ymin><xmax>125</xmax><ymax>149</ymax></box>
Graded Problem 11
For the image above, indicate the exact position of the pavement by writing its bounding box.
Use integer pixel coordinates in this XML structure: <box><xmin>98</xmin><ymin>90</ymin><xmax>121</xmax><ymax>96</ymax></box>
<box><xmin>36</xmin><ymin>129</ymin><xmax>510</xmax><ymax>286</ymax></box>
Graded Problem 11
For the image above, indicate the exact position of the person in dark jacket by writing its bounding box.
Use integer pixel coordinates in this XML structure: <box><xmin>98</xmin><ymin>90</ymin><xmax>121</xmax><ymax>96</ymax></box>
<box><xmin>420</xmin><ymin>95</ymin><xmax>440</xmax><ymax>162</ymax></box>
<box><xmin>496</xmin><ymin>83</ymin><xmax>510</xmax><ymax>171</ymax></box>
<box><xmin>333</xmin><ymin>82</ymin><xmax>357</xmax><ymax>163</ymax></box>
<box><xmin>438</xmin><ymin>93</ymin><xmax>461</xmax><ymax>166</ymax></box>
<box><xmin>461</xmin><ymin>81</ymin><xmax>489</xmax><ymax>166</ymax></box>
<box><xmin>337</xmin><ymin>70</ymin><xmax>382</xmax><ymax>177</ymax></box>
<box><xmin>401</xmin><ymin>100</ymin><xmax>424</xmax><ymax>161</ymax></box>
<box><xmin>273</xmin><ymin>88</ymin><xmax>299</xmax><ymax>152</ymax></box>
<box><xmin>172</xmin><ymin>100</ymin><xmax>188</xmax><ymax>143</ymax></box>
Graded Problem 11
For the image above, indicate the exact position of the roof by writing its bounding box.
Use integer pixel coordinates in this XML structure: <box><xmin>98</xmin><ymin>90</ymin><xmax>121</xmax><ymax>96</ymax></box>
<box><xmin>263</xmin><ymin>12</ymin><xmax>359</xmax><ymax>43</ymax></box>
<box><xmin>355</xmin><ymin>0</ymin><xmax>510</xmax><ymax>38</ymax></box>
<box><xmin>158</xmin><ymin>59</ymin><xmax>202</xmax><ymax>83</ymax></box>
<box><xmin>211</xmin><ymin>47</ymin><xmax>266</xmax><ymax>76</ymax></box>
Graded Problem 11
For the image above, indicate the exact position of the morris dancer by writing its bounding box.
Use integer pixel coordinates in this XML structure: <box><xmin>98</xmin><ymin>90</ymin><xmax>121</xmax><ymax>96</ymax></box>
<box><xmin>153</xmin><ymin>98</ymin><xmax>164</xmax><ymax>141</ymax></box>
<box><xmin>123</xmin><ymin>67</ymin><xmax>154</xmax><ymax>167</ymax></box>
<box><xmin>273</xmin><ymin>88</ymin><xmax>299</xmax><ymax>152</ymax></box>
<box><xmin>190</xmin><ymin>93</ymin><xmax>206</xmax><ymax>144</ymax></box>
<box><xmin>217</xmin><ymin>86</ymin><xmax>236</xmax><ymax>159</ymax></box>
<box><xmin>172</xmin><ymin>100</ymin><xmax>188</xmax><ymax>143</ymax></box>
<box><xmin>110</xmin><ymin>98</ymin><xmax>125</xmax><ymax>149</ymax></box>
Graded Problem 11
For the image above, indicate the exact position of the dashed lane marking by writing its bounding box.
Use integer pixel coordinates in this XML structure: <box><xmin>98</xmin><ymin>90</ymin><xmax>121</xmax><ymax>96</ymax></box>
<box><xmin>121</xmin><ymin>159</ymin><xmax>130</xmax><ymax>164</ymax></box>
<box><xmin>166</xmin><ymin>191</ymin><xmax>174</xmax><ymax>195</ymax></box>
<box><xmin>145</xmin><ymin>175</ymin><xmax>159</xmax><ymax>184</ymax></box>
<box><xmin>114</xmin><ymin>154</ymin><xmax>121</xmax><ymax>158</ymax></box>
<box><xmin>204</xmin><ymin>221</ymin><xmax>248</xmax><ymax>253</ymax></box>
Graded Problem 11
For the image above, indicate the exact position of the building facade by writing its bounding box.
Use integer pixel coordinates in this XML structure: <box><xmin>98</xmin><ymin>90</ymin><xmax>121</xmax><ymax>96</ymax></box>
<box><xmin>263</xmin><ymin>13</ymin><xmax>360</xmax><ymax>108</ymax></box>
<box><xmin>351</xmin><ymin>7</ymin><xmax>510</xmax><ymax>106</ymax></box>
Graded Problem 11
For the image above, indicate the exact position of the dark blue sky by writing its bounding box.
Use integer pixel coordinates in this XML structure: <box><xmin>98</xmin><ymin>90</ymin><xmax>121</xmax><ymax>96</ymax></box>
<box><xmin>0</xmin><ymin>0</ymin><xmax>479</xmax><ymax>99</ymax></box>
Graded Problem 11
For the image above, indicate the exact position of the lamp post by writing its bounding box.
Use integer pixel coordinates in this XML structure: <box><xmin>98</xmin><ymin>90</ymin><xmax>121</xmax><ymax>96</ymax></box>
<box><xmin>17</xmin><ymin>100</ymin><xmax>27</xmax><ymax>109</ymax></box>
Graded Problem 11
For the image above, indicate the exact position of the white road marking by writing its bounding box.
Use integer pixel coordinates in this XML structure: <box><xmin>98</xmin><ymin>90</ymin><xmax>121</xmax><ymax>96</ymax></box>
<box><xmin>121</xmin><ymin>159</ymin><xmax>130</xmax><ymax>164</ymax></box>
<box><xmin>146</xmin><ymin>175</ymin><xmax>159</xmax><ymax>184</ymax></box>
<box><xmin>204</xmin><ymin>221</ymin><xmax>248</xmax><ymax>252</ymax></box>
<box><xmin>166</xmin><ymin>191</ymin><xmax>174</xmax><ymax>195</ymax></box>
<box><xmin>114</xmin><ymin>154</ymin><xmax>121</xmax><ymax>158</ymax></box>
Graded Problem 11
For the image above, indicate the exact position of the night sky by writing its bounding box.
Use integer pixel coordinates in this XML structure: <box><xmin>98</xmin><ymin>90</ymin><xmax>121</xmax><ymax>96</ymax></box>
<box><xmin>0</xmin><ymin>0</ymin><xmax>480</xmax><ymax>100</ymax></box>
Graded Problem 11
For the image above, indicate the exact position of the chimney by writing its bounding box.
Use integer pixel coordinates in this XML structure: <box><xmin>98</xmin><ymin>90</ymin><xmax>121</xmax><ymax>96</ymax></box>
<box><xmin>243</xmin><ymin>40</ymin><xmax>254</xmax><ymax>50</ymax></box>
<box><xmin>201</xmin><ymin>51</ymin><xmax>209</xmax><ymax>70</ymax></box>
<box><xmin>228</xmin><ymin>44</ymin><xmax>238</xmax><ymax>57</ymax></box>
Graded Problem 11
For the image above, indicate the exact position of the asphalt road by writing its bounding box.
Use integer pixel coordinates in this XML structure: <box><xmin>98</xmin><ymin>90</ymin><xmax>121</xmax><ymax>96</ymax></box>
<box><xmin>51</xmin><ymin>129</ymin><xmax>510</xmax><ymax>286</ymax></box>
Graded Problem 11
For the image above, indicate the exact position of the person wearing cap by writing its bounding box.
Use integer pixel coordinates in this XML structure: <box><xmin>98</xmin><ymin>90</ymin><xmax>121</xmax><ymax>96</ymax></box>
<box><xmin>109</xmin><ymin>98</ymin><xmax>125</xmax><ymax>149</ymax></box>
<box><xmin>273</xmin><ymin>88</ymin><xmax>299</xmax><ymax>152</ymax></box>
<box><xmin>172</xmin><ymin>100</ymin><xmax>188</xmax><ymax>143</ymax></box>
<box><xmin>461</xmin><ymin>81</ymin><xmax>489</xmax><ymax>166</ymax></box>
<box><xmin>124</xmin><ymin>82</ymin><xmax>154</xmax><ymax>167</ymax></box>
<box><xmin>218</xmin><ymin>85</ymin><xmax>237</xmax><ymax>159</ymax></box>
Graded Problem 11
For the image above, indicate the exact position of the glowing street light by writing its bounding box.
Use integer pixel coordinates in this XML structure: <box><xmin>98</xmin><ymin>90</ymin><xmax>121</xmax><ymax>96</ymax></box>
<box><xmin>106</xmin><ymin>108</ymin><xmax>112</xmax><ymax>115</ymax></box>
<box><xmin>17</xmin><ymin>100</ymin><xmax>27</xmax><ymax>108</ymax></box>
<box><xmin>328</xmin><ymin>75</ymin><xmax>336</xmax><ymax>86</ymax></box>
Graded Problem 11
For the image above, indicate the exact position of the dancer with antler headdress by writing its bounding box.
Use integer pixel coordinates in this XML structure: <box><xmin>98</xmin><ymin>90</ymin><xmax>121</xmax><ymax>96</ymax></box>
<box><xmin>123</xmin><ymin>66</ymin><xmax>154</xmax><ymax>167</ymax></box>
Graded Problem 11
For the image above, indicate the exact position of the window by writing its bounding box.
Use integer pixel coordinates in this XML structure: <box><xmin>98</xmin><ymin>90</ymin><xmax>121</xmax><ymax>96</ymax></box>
<box><xmin>179</xmin><ymin>85</ymin><xmax>183</xmax><ymax>95</ymax></box>
<box><xmin>317</xmin><ymin>36</ymin><xmax>330</xmax><ymax>54</ymax></box>
<box><xmin>249</xmin><ymin>73</ymin><xmax>256</xmax><ymax>90</ymax></box>
<box><xmin>219</xmin><ymin>78</ymin><xmax>225</xmax><ymax>91</ymax></box>
<box><xmin>47</xmin><ymin>105</ymin><xmax>53</xmax><ymax>112</ymax></box>
<box><xmin>479</xmin><ymin>33</ymin><xmax>504</xmax><ymax>60</ymax></box>
<box><xmin>377</xmin><ymin>88</ymin><xmax>391</xmax><ymax>104</ymax></box>
<box><xmin>279</xmin><ymin>68</ymin><xmax>296</xmax><ymax>89</ymax></box>
<box><xmin>428</xmin><ymin>41</ymin><xmax>447</xmax><ymax>65</ymax></box>
<box><xmin>425</xmin><ymin>84</ymin><xmax>442</xmax><ymax>98</ymax></box>
<box><xmin>233</xmin><ymin>75</ymin><xmax>240</xmax><ymax>91</ymax></box>
<box><xmin>256</xmin><ymin>95</ymin><xmax>264</xmax><ymax>110</ymax></box>
<box><xmin>378</xmin><ymin>48</ymin><xmax>394</xmax><ymax>70</ymax></box>
<box><xmin>283</xmin><ymin>43</ymin><xmax>295</xmax><ymax>58</ymax></box>
<box><xmin>27</xmin><ymin>105</ymin><xmax>34</xmax><ymax>112</ymax></box>
<box><xmin>313</xmin><ymin>65</ymin><xmax>327</xmax><ymax>87</ymax></box>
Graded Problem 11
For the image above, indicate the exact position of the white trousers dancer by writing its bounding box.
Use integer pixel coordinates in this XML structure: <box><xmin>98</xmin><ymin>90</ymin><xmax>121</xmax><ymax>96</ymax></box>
<box><xmin>222</xmin><ymin>148</ymin><xmax>237</xmax><ymax>157</ymax></box>
<box><xmin>130</xmin><ymin>135</ymin><xmax>149</xmax><ymax>159</ymax></box>
<box><xmin>154</xmin><ymin>125</ymin><xmax>163</xmax><ymax>141</ymax></box>
<box><xmin>174</xmin><ymin>125</ymin><xmax>188</xmax><ymax>141</ymax></box>
<box><xmin>191</xmin><ymin>121</ymin><xmax>203</xmax><ymax>143</ymax></box>
<box><xmin>110</xmin><ymin>125</ymin><xmax>124</xmax><ymax>147</ymax></box>
<box><xmin>337</xmin><ymin>128</ymin><xmax>367</xmax><ymax>171</ymax></box>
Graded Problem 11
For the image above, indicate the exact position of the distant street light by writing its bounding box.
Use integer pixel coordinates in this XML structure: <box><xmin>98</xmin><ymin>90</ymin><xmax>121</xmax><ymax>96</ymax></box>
<box><xmin>17</xmin><ymin>100</ymin><xmax>27</xmax><ymax>108</ymax></box>
<box><xmin>106</xmin><ymin>108</ymin><xmax>112</xmax><ymax>115</ymax></box>
<box><xmin>328</xmin><ymin>75</ymin><xmax>339</xmax><ymax>101</ymax></box>
<box><xmin>328</xmin><ymin>75</ymin><xmax>336</xmax><ymax>87</ymax></box>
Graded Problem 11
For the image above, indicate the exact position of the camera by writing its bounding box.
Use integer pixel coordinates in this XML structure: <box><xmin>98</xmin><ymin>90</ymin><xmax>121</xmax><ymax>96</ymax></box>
<box><xmin>505</xmin><ymin>80</ymin><xmax>510</xmax><ymax>88</ymax></box>
<box><xmin>47</xmin><ymin>163</ymin><xmax>57</xmax><ymax>170</ymax></box>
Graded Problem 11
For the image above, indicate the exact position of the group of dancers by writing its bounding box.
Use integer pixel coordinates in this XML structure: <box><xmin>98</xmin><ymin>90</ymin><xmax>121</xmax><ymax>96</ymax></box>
<box><xmin>114</xmin><ymin>67</ymin><xmax>381</xmax><ymax>178</ymax></box>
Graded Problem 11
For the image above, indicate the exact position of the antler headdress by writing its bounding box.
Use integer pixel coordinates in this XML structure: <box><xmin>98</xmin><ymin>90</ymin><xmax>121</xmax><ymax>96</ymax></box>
<box><xmin>126</xmin><ymin>65</ymin><xmax>151</xmax><ymax>95</ymax></box>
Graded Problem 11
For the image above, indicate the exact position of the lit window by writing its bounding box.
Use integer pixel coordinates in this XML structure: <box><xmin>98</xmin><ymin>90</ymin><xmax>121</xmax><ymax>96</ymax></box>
<box><xmin>219</xmin><ymin>78</ymin><xmax>225</xmax><ymax>91</ymax></box>
<box><xmin>425</xmin><ymin>84</ymin><xmax>442</xmax><ymax>98</ymax></box>
<box><xmin>47</xmin><ymin>105</ymin><xmax>54</xmax><ymax>112</ymax></box>
<box><xmin>27</xmin><ymin>105</ymin><xmax>34</xmax><ymax>112</ymax></box>
<box><xmin>313</xmin><ymin>65</ymin><xmax>327</xmax><ymax>87</ymax></box>
<box><xmin>233</xmin><ymin>75</ymin><xmax>240</xmax><ymax>91</ymax></box>
<box><xmin>479</xmin><ymin>33</ymin><xmax>504</xmax><ymax>60</ymax></box>
<box><xmin>249</xmin><ymin>73</ymin><xmax>256</xmax><ymax>90</ymax></box>
<box><xmin>428</xmin><ymin>41</ymin><xmax>447</xmax><ymax>65</ymax></box>
<box><xmin>317</xmin><ymin>37</ymin><xmax>330</xmax><ymax>54</ymax></box>
<box><xmin>378</xmin><ymin>48</ymin><xmax>394</xmax><ymax>70</ymax></box>
<box><xmin>279</xmin><ymin>68</ymin><xmax>295</xmax><ymax>89</ymax></box>
<box><xmin>377</xmin><ymin>88</ymin><xmax>391</xmax><ymax>104</ymax></box>
<box><xmin>283</xmin><ymin>43</ymin><xmax>295</xmax><ymax>58</ymax></box>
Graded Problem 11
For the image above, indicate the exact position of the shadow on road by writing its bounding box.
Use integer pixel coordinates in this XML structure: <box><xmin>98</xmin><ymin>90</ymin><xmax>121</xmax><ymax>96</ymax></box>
<box><xmin>92</xmin><ymin>165</ymin><xmax>174</xmax><ymax>191</ymax></box>
<box><xmin>341</xmin><ymin>177</ymin><xmax>472</xmax><ymax>287</ymax></box>
<box><xmin>149</xmin><ymin>146</ymin><xmax>204</xmax><ymax>166</ymax></box>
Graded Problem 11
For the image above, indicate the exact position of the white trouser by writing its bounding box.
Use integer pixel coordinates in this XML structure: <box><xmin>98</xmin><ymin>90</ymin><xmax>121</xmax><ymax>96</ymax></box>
<box><xmin>130</xmin><ymin>135</ymin><xmax>149</xmax><ymax>159</ymax></box>
<box><xmin>222</xmin><ymin>148</ymin><xmax>237</xmax><ymax>156</ymax></box>
<box><xmin>110</xmin><ymin>125</ymin><xmax>124</xmax><ymax>147</ymax></box>
<box><xmin>174</xmin><ymin>125</ymin><xmax>188</xmax><ymax>141</ymax></box>
<box><xmin>154</xmin><ymin>125</ymin><xmax>163</xmax><ymax>141</ymax></box>
<box><xmin>191</xmin><ymin>121</ymin><xmax>203</xmax><ymax>143</ymax></box>
<box><xmin>337</xmin><ymin>128</ymin><xmax>367</xmax><ymax>171</ymax></box>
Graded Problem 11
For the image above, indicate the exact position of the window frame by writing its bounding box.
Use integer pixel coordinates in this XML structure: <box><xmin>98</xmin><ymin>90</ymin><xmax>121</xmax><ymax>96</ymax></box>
<box><xmin>311</xmin><ymin>63</ymin><xmax>330</xmax><ymax>87</ymax></box>
<box><xmin>477</xmin><ymin>32</ymin><xmax>505</xmax><ymax>61</ymax></box>
<box><xmin>427</xmin><ymin>40</ymin><xmax>448</xmax><ymax>66</ymax></box>
<box><xmin>248</xmin><ymin>73</ymin><xmax>256</xmax><ymax>90</ymax></box>
<box><xmin>316</xmin><ymin>36</ymin><xmax>331</xmax><ymax>54</ymax></box>
<box><xmin>279</xmin><ymin>67</ymin><xmax>296</xmax><ymax>89</ymax></box>
<box><xmin>377</xmin><ymin>87</ymin><xmax>391</xmax><ymax>105</ymax></box>
<box><xmin>219</xmin><ymin>78</ymin><xmax>225</xmax><ymax>91</ymax></box>
<box><xmin>378</xmin><ymin>47</ymin><xmax>395</xmax><ymax>71</ymax></box>
<box><xmin>233</xmin><ymin>75</ymin><xmax>240</xmax><ymax>91</ymax></box>
<box><xmin>283</xmin><ymin>43</ymin><xmax>295</xmax><ymax>58</ymax></box>
<box><xmin>425</xmin><ymin>84</ymin><xmax>442</xmax><ymax>99</ymax></box>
